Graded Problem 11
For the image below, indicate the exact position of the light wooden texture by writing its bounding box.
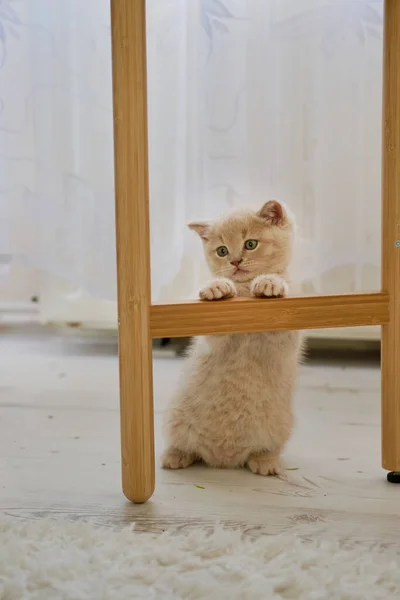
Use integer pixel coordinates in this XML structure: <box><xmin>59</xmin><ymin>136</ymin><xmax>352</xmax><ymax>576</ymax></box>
<box><xmin>1</xmin><ymin>327</ymin><xmax>399</xmax><ymax>549</ymax></box>
<box><xmin>110</xmin><ymin>0</ymin><xmax>154</xmax><ymax>503</ymax></box>
<box><xmin>150</xmin><ymin>293</ymin><xmax>389</xmax><ymax>338</ymax></box>
<box><xmin>108</xmin><ymin>0</ymin><xmax>395</xmax><ymax>501</ymax></box>
<box><xmin>381</xmin><ymin>0</ymin><xmax>400</xmax><ymax>472</ymax></box>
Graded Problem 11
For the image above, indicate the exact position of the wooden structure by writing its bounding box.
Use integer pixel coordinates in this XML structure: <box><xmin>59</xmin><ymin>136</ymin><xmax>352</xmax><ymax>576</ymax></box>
<box><xmin>110</xmin><ymin>0</ymin><xmax>400</xmax><ymax>503</ymax></box>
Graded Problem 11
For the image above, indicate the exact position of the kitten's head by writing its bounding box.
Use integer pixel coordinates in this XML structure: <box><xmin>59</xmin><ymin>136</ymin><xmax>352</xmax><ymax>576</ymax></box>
<box><xmin>188</xmin><ymin>201</ymin><xmax>294</xmax><ymax>282</ymax></box>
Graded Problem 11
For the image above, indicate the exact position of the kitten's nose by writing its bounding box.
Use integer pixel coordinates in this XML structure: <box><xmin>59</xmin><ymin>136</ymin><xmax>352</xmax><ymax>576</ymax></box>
<box><xmin>230</xmin><ymin>259</ymin><xmax>243</xmax><ymax>267</ymax></box>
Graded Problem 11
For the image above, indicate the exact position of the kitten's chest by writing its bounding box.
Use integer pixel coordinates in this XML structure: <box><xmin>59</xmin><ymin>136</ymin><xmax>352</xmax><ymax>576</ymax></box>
<box><xmin>198</xmin><ymin>331</ymin><xmax>295</xmax><ymax>364</ymax></box>
<box><xmin>189</xmin><ymin>335</ymin><xmax>283</xmax><ymax>400</ymax></box>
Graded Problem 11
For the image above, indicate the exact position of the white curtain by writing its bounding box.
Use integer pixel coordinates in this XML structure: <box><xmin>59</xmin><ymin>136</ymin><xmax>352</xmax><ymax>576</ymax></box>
<box><xmin>1</xmin><ymin>0</ymin><xmax>383</xmax><ymax>318</ymax></box>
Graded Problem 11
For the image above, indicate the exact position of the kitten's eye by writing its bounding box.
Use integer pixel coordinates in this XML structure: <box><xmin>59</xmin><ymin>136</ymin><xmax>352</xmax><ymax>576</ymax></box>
<box><xmin>244</xmin><ymin>239</ymin><xmax>258</xmax><ymax>250</ymax></box>
<box><xmin>216</xmin><ymin>246</ymin><xmax>229</xmax><ymax>257</ymax></box>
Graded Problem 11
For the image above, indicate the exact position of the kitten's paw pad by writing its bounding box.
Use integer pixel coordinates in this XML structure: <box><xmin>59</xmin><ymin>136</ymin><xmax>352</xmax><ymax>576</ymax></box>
<box><xmin>247</xmin><ymin>454</ymin><xmax>281</xmax><ymax>476</ymax></box>
<box><xmin>161</xmin><ymin>448</ymin><xmax>195</xmax><ymax>470</ymax></box>
<box><xmin>199</xmin><ymin>278</ymin><xmax>237</xmax><ymax>301</ymax></box>
<box><xmin>251</xmin><ymin>274</ymin><xmax>288</xmax><ymax>298</ymax></box>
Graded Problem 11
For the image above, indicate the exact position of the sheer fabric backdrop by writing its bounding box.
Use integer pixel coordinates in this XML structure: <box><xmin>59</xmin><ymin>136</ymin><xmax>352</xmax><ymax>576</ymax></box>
<box><xmin>0</xmin><ymin>0</ymin><xmax>382</xmax><ymax>321</ymax></box>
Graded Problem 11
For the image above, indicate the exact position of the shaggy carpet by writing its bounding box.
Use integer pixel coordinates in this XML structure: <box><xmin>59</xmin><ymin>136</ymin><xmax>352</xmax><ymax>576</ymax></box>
<box><xmin>0</xmin><ymin>517</ymin><xmax>399</xmax><ymax>599</ymax></box>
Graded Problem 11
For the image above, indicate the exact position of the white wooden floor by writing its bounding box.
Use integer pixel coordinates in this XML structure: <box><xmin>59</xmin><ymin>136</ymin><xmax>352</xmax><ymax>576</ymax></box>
<box><xmin>1</xmin><ymin>325</ymin><xmax>398</xmax><ymax>546</ymax></box>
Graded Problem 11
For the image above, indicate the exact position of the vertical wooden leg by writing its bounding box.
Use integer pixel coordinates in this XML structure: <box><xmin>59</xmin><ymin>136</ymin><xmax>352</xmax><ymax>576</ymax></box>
<box><xmin>381</xmin><ymin>0</ymin><xmax>400</xmax><ymax>481</ymax></box>
<box><xmin>110</xmin><ymin>0</ymin><xmax>155</xmax><ymax>502</ymax></box>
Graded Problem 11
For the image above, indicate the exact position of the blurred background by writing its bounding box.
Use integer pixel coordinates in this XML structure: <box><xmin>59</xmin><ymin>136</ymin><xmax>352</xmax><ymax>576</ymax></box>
<box><xmin>0</xmin><ymin>0</ymin><xmax>382</xmax><ymax>346</ymax></box>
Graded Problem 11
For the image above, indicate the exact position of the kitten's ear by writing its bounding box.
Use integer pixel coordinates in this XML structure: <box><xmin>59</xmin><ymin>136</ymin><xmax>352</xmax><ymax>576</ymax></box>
<box><xmin>188</xmin><ymin>221</ymin><xmax>210</xmax><ymax>240</ymax></box>
<box><xmin>257</xmin><ymin>200</ymin><xmax>286</xmax><ymax>226</ymax></box>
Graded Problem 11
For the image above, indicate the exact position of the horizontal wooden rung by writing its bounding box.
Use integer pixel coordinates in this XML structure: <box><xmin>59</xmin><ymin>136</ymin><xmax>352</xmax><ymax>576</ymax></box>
<box><xmin>149</xmin><ymin>292</ymin><xmax>389</xmax><ymax>338</ymax></box>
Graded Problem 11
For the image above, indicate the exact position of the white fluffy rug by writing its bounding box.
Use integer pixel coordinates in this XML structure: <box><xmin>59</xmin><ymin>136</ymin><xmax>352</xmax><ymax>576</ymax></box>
<box><xmin>1</xmin><ymin>518</ymin><xmax>400</xmax><ymax>600</ymax></box>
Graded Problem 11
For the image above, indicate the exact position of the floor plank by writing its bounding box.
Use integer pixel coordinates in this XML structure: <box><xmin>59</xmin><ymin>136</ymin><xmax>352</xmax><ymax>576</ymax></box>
<box><xmin>0</xmin><ymin>326</ymin><xmax>397</xmax><ymax>546</ymax></box>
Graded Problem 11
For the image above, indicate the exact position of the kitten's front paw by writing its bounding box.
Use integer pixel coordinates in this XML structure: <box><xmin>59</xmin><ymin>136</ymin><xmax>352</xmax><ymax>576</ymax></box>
<box><xmin>247</xmin><ymin>452</ymin><xmax>281</xmax><ymax>476</ymax></box>
<box><xmin>199</xmin><ymin>278</ymin><xmax>237</xmax><ymax>301</ymax></box>
<box><xmin>251</xmin><ymin>274</ymin><xmax>288</xmax><ymax>298</ymax></box>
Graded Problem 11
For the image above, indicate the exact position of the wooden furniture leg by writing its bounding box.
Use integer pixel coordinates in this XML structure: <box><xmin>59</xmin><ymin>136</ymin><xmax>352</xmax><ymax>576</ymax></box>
<box><xmin>382</xmin><ymin>0</ymin><xmax>400</xmax><ymax>483</ymax></box>
<box><xmin>110</xmin><ymin>0</ymin><xmax>155</xmax><ymax>502</ymax></box>
<box><xmin>109</xmin><ymin>0</ymin><xmax>396</xmax><ymax>502</ymax></box>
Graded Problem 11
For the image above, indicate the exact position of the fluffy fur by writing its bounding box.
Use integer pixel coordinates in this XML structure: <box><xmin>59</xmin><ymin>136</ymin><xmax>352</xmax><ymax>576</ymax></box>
<box><xmin>161</xmin><ymin>201</ymin><xmax>302</xmax><ymax>476</ymax></box>
<box><xmin>2</xmin><ymin>517</ymin><xmax>399</xmax><ymax>599</ymax></box>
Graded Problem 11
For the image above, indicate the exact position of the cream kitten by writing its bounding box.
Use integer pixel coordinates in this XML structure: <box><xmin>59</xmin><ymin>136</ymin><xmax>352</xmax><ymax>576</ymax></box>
<box><xmin>161</xmin><ymin>200</ymin><xmax>302</xmax><ymax>476</ymax></box>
